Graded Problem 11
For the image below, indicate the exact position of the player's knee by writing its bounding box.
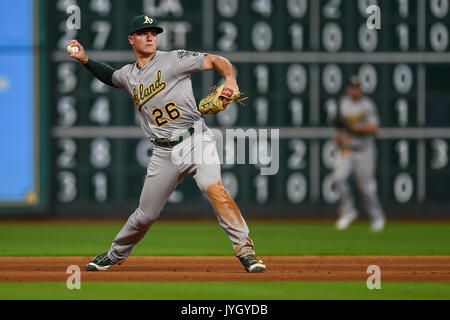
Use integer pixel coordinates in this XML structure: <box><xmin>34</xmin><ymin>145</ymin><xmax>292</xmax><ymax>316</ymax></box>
<box><xmin>197</xmin><ymin>176</ymin><xmax>221</xmax><ymax>194</ymax></box>
<box><xmin>333</xmin><ymin>174</ymin><xmax>347</xmax><ymax>189</ymax></box>
<box><xmin>206</xmin><ymin>182</ymin><xmax>232</xmax><ymax>204</ymax></box>
<box><xmin>359</xmin><ymin>180</ymin><xmax>377</xmax><ymax>197</ymax></box>
<box><xmin>131</xmin><ymin>207</ymin><xmax>159</xmax><ymax>228</ymax></box>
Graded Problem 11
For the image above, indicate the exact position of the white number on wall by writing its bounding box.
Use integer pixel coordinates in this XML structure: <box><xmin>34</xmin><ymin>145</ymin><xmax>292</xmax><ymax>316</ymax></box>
<box><xmin>289</xmin><ymin>23</ymin><xmax>304</xmax><ymax>51</ymax></box>
<box><xmin>397</xmin><ymin>0</ymin><xmax>409</xmax><ymax>17</ymax></box>
<box><xmin>430</xmin><ymin>0</ymin><xmax>449</xmax><ymax>18</ymax></box>
<box><xmin>287</xmin><ymin>173</ymin><xmax>308</xmax><ymax>203</ymax></box>
<box><xmin>358</xmin><ymin>24</ymin><xmax>378</xmax><ymax>52</ymax></box>
<box><xmin>322</xmin><ymin>64</ymin><xmax>343</xmax><ymax>94</ymax></box>
<box><xmin>289</xmin><ymin>98</ymin><xmax>304</xmax><ymax>126</ymax></box>
<box><xmin>254</xmin><ymin>175</ymin><xmax>269</xmax><ymax>203</ymax></box>
<box><xmin>57</xmin><ymin>97</ymin><xmax>78</xmax><ymax>127</ymax></box>
<box><xmin>323</xmin><ymin>0</ymin><xmax>342</xmax><ymax>18</ymax></box>
<box><xmin>217</xmin><ymin>0</ymin><xmax>239</xmax><ymax>17</ymax></box>
<box><xmin>252</xmin><ymin>22</ymin><xmax>273</xmax><ymax>51</ymax></box>
<box><xmin>92</xmin><ymin>172</ymin><xmax>107</xmax><ymax>203</ymax></box>
<box><xmin>324</xmin><ymin>98</ymin><xmax>338</xmax><ymax>124</ymax></box>
<box><xmin>254</xmin><ymin>64</ymin><xmax>269</xmax><ymax>94</ymax></box>
<box><xmin>394</xmin><ymin>173</ymin><xmax>414</xmax><ymax>203</ymax></box>
<box><xmin>57</xmin><ymin>171</ymin><xmax>77</xmax><ymax>203</ymax></box>
<box><xmin>393</xmin><ymin>64</ymin><xmax>413</xmax><ymax>94</ymax></box>
<box><xmin>254</xmin><ymin>97</ymin><xmax>269</xmax><ymax>126</ymax></box>
<box><xmin>396</xmin><ymin>23</ymin><xmax>410</xmax><ymax>51</ymax></box>
<box><xmin>287</xmin><ymin>64</ymin><xmax>307</xmax><ymax>94</ymax></box>
<box><xmin>431</xmin><ymin>139</ymin><xmax>449</xmax><ymax>169</ymax></box>
<box><xmin>430</xmin><ymin>23</ymin><xmax>449</xmax><ymax>52</ymax></box>
<box><xmin>396</xmin><ymin>140</ymin><xmax>410</xmax><ymax>168</ymax></box>
<box><xmin>322</xmin><ymin>173</ymin><xmax>340</xmax><ymax>203</ymax></box>
<box><xmin>322</xmin><ymin>23</ymin><xmax>343</xmax><ymax>52</ymax></box>
<box><xmin>395</xmin><ymin>98</ymin><xmax>409</xmax><ymax>127</ymax></box>
<box><xmin>90</xmin><ymin>97</ymin><xmax>111</xmax><ymax>125</ymax></box>
<box><xmin>358</xmin><ymin>64</ymin><xmax>378</xmax><ymax>94</ymax></box>
<box><xmin>287</xmin><ymin>0</ymin><xmax>308</xmax><ymax>18</ymax></box>
<box><xmin>57</xmin><ymin>138</ymin><xmax>77</xmax><ymax>169</ymax></box>
<box><xmin>322</xmin><ymin>140</ymin><xmax>340</xmax><ymax>170</ymax></box>
<box><xmin>90</xmin><ymin>139</ymin><xmax>111</xmax><ymax>169</ymax></box>
<box><xmin>288</xmin><ymin>139</ymin><xmax>307</xmax><ymax>170</ymax></box>
<box><xmin>57</xmin><ymin>63</ymin><xmax>77</xmax><ymax>94</ymax></box>
<box><xmin>217</xmin><ymin>22</ymin><xmax>238</xmax><ymax>51</ymax></box>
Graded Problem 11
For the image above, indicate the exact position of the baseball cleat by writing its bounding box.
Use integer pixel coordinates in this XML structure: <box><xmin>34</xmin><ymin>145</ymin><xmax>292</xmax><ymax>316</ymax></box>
<box><xmin>336</xmin><ymin>211</ymin><xmax>358</xmax><ymax>230</ymax></box>
<box><xmin>370</xmin><ymin>218</ymin><xmax>386</xmax><ymax>233</ymax></box>
<box><xmin>239</xmin><ymin>254</ymin><xmax>266</xmax><ymax>273</ymax></box>
<box><xmin>86</xmin><ymin>252</ymin><xmax>120</xmax><ymax>271</ymax></box>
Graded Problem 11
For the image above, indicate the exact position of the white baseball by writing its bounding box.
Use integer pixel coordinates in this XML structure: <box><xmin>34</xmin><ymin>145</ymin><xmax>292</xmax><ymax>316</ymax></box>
<box><xmin>67</xmin><ymin>45</ymin><xmax>79</xmax><ymax>55</ymax></box>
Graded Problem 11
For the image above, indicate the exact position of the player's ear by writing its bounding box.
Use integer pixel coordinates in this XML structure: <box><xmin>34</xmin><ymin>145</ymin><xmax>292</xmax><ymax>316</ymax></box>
<box><xmin>128</xmin><ymin>36</ymin><xmax>134</xmax><ymax>46</ymax></box>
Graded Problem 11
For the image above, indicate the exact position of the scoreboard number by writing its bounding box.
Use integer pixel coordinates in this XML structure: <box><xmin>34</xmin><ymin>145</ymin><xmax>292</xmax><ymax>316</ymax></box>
<box><xmin>48</xmin><ymin>0</ymin><xmax>450</xmax><ymax>213</ymax></box>
<box><xmin>431</xmin><ymin>139</ymin><xmax>449</xmax><ymax>170</ymax></box>
<box><xmin>57</xmin><ymin>138</ymin><xmax>77</xmax><ymax>169</ymax></box>
<box><xmin>57</xmin><ymin>171</ymin><xmax>77</xmax><ymax>203</ymax></box>
<box><xmin>287</xmin><ymin>173</ymin><xmax>308</xmax><ymax>204</ymax></box>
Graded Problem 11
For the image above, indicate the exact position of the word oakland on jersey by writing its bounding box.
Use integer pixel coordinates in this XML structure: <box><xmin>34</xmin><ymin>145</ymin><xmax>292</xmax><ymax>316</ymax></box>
<box><xmin>112</xmin><ymin>50</ymin><xmax>205</xmax><ymax>140</ymax></box>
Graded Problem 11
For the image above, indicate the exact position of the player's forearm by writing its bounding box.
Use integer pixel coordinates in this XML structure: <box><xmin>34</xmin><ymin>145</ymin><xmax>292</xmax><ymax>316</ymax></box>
<box><xmin>83</xmin><ymin>58</ymin><xmax>117</xmax><ymax>87</ymax></box>
<box><xmin>350</xmin><ymin>123</ymin><xmax>380</xmax><ymax>135</ymax></box>
<box><xmin>205</xmin><ymin>55</ymin><xmax>238</xmax><ymax>89</ymax></box>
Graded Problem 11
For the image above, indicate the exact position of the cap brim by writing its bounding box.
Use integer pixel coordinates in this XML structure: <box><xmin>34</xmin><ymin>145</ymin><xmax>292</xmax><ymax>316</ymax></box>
<box><xmin>130</xmin><ymin>26</ymin><xmax>164</xmax><ymax>36</ymax></box>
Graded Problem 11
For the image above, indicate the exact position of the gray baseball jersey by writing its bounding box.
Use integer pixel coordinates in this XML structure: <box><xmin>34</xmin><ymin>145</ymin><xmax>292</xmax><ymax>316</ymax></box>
<box><xmin>338</xmin><ymin>95</ymin><xmax>379</xmax><ymax>151</ymax></box>
<box><xmin>112</xmin><ymin>50</ymin><xmax>205</xmax><ymax>140</ymax></box>
<box><xmin>104</xmin><ymin>50</ymin><xmax>255</xmax><ymax>263</ymax></box>
<box><xmin>333</xmin><ymin>94</ymin><xmax>385</xmax><ymax>222</ymax></box>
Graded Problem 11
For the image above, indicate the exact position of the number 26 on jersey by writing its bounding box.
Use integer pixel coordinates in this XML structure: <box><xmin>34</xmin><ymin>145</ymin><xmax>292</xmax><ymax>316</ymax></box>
<box><xmin>151</xmin><ymin>101</ymin><xmax>182</xmax><ymax>127</ymax></box>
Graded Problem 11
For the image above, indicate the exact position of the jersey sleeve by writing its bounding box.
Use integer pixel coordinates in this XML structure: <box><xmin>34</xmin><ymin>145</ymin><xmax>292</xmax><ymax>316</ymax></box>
<box><xmin>365</xmin><ymin>98</ymin><xmax>380</xmax><ymax>125</ymax></box>
<box><xmin>172</xmin><ymin>50</ymin><xmax>205</xmax><ymax>79</ymax></box>
<box><xmin>112</xmin><ymin>65</ymin><xmax>129</xmax><ymax>88</ymax></box>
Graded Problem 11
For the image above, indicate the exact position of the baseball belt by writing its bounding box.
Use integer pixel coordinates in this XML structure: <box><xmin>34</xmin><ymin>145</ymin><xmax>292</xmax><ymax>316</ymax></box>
<box><xmin>152</xmin><ymin>127</ymin><xmax>195</xmax><ymax>148</ymax></box>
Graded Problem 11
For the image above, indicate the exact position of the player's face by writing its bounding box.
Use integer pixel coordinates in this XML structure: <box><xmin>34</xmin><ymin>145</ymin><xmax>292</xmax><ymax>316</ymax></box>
<box><xmin>347</xmin><ymin>85</ymin><xmax>363</xmax><ymax>101</ymax></box>
<box><xmin>129</xmin><ymin>29</ymin><xmax>159</xmax><ymax>55</ymax></box>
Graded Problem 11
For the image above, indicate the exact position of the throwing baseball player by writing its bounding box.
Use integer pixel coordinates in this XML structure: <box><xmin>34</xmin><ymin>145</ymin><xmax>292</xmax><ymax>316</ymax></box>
<box><xmin>67</xmin><ymin>15</ymin><xmax>265</xmax><ymax>273</ymax></box>
<box><xmin>332</xmin><ymin>76</ymin><xmax>386</xmax><ymax>232</ymax></box>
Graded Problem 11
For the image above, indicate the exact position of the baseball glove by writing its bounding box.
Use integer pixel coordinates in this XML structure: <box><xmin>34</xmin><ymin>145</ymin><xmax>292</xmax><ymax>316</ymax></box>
<box><xmin>198</xmin><ymin>85</ymin><xmax>247</xmax><ymax>114</ymax></box>
<box><xmin>333</xmin><ymin>117</ymin><xmax>352</xmax><ymax>131</ymax></box>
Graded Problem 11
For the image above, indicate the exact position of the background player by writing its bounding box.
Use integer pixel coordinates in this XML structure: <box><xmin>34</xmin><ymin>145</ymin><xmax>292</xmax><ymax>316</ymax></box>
<box><xmin>333</xmin><ymin>76</ymin><xmax>386</xmax><ymax>232</ymax></box>
<box><xmin>67</xmin><ymin>15</ymin><xmax>265</xmax><ymax>273</ymax></box>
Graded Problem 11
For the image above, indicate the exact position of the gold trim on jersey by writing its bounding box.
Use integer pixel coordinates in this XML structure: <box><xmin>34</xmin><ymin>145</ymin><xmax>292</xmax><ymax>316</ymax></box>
<box><xmin>132</xmin><ymin>70</ymin><xmax>167</xmax><ymax>112</ymax></box>
<box><xmin>344</xmin><ymin>113</ymin><xmax>364</xmax><ymax>123</ymax></box>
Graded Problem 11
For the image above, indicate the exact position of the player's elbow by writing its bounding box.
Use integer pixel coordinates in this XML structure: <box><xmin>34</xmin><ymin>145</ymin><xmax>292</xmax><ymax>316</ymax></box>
<box><xmin>372</xmin><ymin>124</ymin><xmax>380</xmax><ymax>134</ymax></box>
<box><xmin>205</xmin><ymin>54</ymin><xmax>232</xmax><ymax>71</ymax></box>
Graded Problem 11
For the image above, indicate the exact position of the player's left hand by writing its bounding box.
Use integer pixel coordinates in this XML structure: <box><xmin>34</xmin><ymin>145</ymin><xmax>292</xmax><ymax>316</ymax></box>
<box><xmin>198</xmin><ymin>83</ymin><xmax>247</xmax><ymax>115</ymax></box>
<box><xmin>333</xmin><ymin>117</ymin><xmax>356</xmax><ymax>133</ymax></box>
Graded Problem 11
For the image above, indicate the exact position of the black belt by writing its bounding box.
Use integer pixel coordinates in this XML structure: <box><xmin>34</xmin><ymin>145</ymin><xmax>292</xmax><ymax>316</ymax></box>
<box><xmin>152</xmin><ymin>128</ymin><xmax>195</xmax><ymax>148</ymax></box>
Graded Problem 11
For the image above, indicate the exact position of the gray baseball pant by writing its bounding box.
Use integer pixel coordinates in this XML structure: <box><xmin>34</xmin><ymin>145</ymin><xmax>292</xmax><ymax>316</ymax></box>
<box><xmin>333</xmin><ymin>144</ymin><xmax>385</xmax><ymax>221</ymax></box>
<box><xmin>107</xmin><ymin>130</ymin><xmax>255</xmax><ymax>263</ymax></box>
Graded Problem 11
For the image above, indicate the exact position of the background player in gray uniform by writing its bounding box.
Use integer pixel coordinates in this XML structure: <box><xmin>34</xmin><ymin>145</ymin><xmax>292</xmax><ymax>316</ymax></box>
<box><xmin>333</xmin><ymin>76</ymin><xmax>386</xmax><ymax>232</ymax></box>
<box><xmin>67</xmin><ymin>15</ymin><xmax>265</xmax><ymax>273</ymax></box>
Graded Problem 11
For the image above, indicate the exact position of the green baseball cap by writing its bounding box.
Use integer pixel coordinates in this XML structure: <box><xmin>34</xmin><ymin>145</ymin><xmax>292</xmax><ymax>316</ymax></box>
<box><xmin>129</xmin><ymin>15</ymin><xmax>163</xmax><ymax>36</ymax></box>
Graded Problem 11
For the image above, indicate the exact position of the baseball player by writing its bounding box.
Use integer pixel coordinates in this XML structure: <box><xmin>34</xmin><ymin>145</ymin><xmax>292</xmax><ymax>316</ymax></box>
<box><xmin>67</xmin><ymin>15</ymin><xmax>265</xmax><ymax>273</ymax></box>
<box><xmin>332</xmin><ymin>76</ymin><xmax>386</xmax><ymax>232</ymax></box>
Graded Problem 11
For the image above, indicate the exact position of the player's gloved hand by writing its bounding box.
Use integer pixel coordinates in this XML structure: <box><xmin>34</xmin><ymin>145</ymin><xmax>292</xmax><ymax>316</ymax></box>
<box><xmin>333</xmin><ymin>117</ymin><xmax>352</xmax><ymax>131</ymax></box>
<box><xmin>198</xmin><ymin>84</ymin><xmax>247</xmax><ymax>114</ymax></box>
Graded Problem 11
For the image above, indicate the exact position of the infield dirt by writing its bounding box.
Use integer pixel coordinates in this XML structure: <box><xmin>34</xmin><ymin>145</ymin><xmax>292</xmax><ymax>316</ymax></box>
<box><xmin>1</xmin><ymin>256</ymin><xmax>449</xmax><ymax>282</ymax></box>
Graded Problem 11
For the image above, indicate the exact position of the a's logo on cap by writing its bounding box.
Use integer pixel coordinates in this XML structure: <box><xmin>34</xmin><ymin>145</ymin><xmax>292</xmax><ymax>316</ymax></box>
<box><xmin>144</xmin><ymin>16</ymin><xmax>154</xmax><ymax>24</ymax></box>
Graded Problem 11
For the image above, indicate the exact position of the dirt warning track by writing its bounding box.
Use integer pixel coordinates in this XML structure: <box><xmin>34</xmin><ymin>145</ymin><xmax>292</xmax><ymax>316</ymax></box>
<box><xmin>0</xmin><ymin>256</ymin><xmax>449</xmax><ymax>282</ymax></box>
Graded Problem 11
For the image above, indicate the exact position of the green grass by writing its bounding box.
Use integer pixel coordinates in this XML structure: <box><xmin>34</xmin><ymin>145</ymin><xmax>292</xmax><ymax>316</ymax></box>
<box><xmin>1</xmin><ymin>281</ymin><xmax>449</xmax><ymax>300</ymax></box>
<box><xmin>0</xmin><ymin>220</ymin><xmax>449</xmax><ymax>300</ymax></box>
<box><xmin>0</xmin><ymin>220</ymin><xmax>449</xmax><ymax>256</ymax></box>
